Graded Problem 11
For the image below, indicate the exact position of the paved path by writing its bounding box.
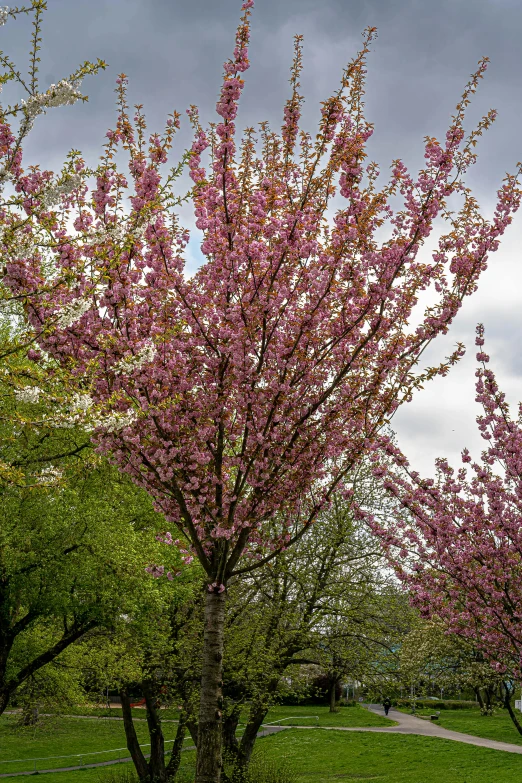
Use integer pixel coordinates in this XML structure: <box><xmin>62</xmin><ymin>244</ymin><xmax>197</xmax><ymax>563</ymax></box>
<box><xmin>292</xmin><ymin>705</ymin><xmax>522</xmax><ymax>755</ymax></box>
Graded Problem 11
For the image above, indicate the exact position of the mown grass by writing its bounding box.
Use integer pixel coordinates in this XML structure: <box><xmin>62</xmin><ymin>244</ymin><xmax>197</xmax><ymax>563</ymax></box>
<box><xmin>19</xmin><ymin>730</ymin><xmax>522</xmax><ymax>783</ymax></box>
<box><xmin>62</xmin><ymin>704</ymin><xmax>182</xmax><ymax>721</ymax></box>
<box><xmin>398</xmin><ymin>706</ymin><xmax>522</xmax><ymax>746</ymax></box>
<box><xmin>4</xmin><ymin>706</ymin><xmax>522</xmax><ymax>782</ymax></box>
<box><xmin>262</xmin><ymin>703</ymin><xmax>394</xmax><ymax>728</ymax></box>
<box><xmin>259</xmin><ymin>730</ymin><xmax>522</xmax><ymax>782</ymax></box>
<box><xmin>0</xmin><ymin>713</ymin><xmax>185</xmax><ymax>774</ymax></box>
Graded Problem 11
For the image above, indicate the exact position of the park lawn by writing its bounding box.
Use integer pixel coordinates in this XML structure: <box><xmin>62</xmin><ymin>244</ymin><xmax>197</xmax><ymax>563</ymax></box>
<box><xmin>257</xmin><ymin>730</ymin><xmax>522</xmax><ymax>782</ymax></box>
<box><xmin>66</xmin><ymin>703</ymin><xmax>392</xmax><ymax>728</ymax></box>
<box><xmin>0</xmin><ymin>713</ymin><xmax>184</xmax><ymax>775</ymax></box>
<box><xmin>22</xmin><ymin>730</ymin><xmax>522</xmax><ymax>783</ymax></box>
<box><xmin>261</xmin><ymin>703</ymin><xmax>395</xmax><ymax>728</ymax></box>
<box><xmin>399</xmin><ymin>707</ymin><xmax>522</xmax><ymax>746</ymax></box>
<box><xmin>65</xmin><ymin>705</ymin><xmax>182</xmax><ymax>721</ymax></box>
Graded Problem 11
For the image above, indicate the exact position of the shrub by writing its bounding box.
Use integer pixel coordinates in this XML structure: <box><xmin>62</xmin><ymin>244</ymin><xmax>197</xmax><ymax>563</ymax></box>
<box><xmin>393</xmin><ymin>699</ymin><xmax>478</xmax><ymax>710</ymax></box>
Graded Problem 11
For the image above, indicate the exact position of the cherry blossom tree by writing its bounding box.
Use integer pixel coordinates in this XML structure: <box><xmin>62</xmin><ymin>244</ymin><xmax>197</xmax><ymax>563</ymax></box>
<box><xmin>3</xmin><ymin>2</ymin><xmax>522</xmax><ymax>779</ymax></box>
<box><xmin>368</xmin><ymin>326</ymin><xmax>522</xmax><ymax>732</ymax></box>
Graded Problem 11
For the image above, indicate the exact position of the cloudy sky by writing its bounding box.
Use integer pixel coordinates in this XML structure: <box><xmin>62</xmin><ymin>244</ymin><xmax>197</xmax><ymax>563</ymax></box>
<box><xmin>4</xmin><ymin>0</ymin><xmax>522</xmax><ymax>477</ymax></box>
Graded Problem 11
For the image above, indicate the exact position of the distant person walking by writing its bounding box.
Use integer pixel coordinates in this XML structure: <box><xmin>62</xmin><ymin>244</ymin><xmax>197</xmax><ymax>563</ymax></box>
<box><xmin>383</xmin><ymin>697</ymin><xmax>392</xmax><ymax>716</ymax></box>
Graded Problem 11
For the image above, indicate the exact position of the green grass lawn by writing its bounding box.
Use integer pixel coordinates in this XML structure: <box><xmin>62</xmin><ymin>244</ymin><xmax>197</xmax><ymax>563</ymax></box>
<box><xmin>0</xmin><ymin>713</ymin><xmax>186</xmax><ymax>775</ymax></box>
<box><xmin>0</xmin><ymin>705</ymin><xmax>390</xmax><ymax>776</ymax></box>
<box><xmin>17</xmin><ymin>729</ymin><xmax>522</xmax><ymax>783</ymax></box>
<box><xmin>399</xmin><ymin>707</ymin><xmax>522</xmax><ymax>746</ymax></box>
<box><xmin>257</xmin><ymin>730</ymin><xmax>522</xmax><ymax>782</ymax></box>
<box><xmin>4</xmin><ymin>706</ymin><xmax>522</xmax><ymax>782</ymax></box>
<box><xmin>261</xmin><ymin>703</ymin><xmax>394</xmax><ymax>728</ymax></box>
<box><xmin>59</xmin><ymin>704</ymin><xmax>183</xmax><ymax>721</ymax></box>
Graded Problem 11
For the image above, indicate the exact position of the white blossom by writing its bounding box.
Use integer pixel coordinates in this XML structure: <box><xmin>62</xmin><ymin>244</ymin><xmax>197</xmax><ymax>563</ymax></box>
<box><xmin>56</xmin><ymin>297</ymin><xmax>91</xmax><ymax>328</ymax></box>
<box><xmin>0</xmin><ymin>7</ymin><xmax>9</xmax><ymax>26</ymax></box>
<box><xmin>70</xmin><ymin>393</ymin><xmax>93</xmax><ymax>413</ymax></box>
<box><xmin>115</xmin><ymin>342</ymin><xmax>156</xmax><ymax>375</ymax></box>
<box><xmin>42</xmin><ymin>173</ymin><xmax>82</xmax><ymax>208</ymax></box>
<box><xmin>99</xmin><ymin>409</ymin><xmax>138</xmax><ymax>433</ymax></box>
<box><xmin>22</xmin><ymin>79</ymin><xmax>83</xmax><ymax>128</ymax></box>
<box><xmin>14</xmin><ymin>386</ymin><xmax>42</xmax><ymax>404</ymax></box>
<box><xmin>37</xmin><ymin>466</ymin><xmax>63</xmax><ymax>484</ymax></box>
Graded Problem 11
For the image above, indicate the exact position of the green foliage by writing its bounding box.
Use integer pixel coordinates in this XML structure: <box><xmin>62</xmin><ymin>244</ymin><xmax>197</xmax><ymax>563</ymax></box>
<box><xmin>399</xmin><ymin>619</ymin><xmax>503</xmax><ymax>696</ymax></box>
<box><xmin>394</xmin><ymin>698</ymin><xmax>478</xmax><ymax>710</ymax></box>
<box><xmin>0</xmin><ymin>338</ymin><xmax>194</xmax><ymax>713</ymax></box>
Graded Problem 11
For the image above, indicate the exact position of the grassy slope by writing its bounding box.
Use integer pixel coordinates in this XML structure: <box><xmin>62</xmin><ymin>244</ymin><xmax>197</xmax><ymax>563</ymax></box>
<box><xmin>0</xmin><ymin>713</ymin><xmax>184</xmax><ymax>774</ymax></box>
<box><xmin>260</xmin><ymin>730</ymin><xmax>522</xmax><ymax>783</ymax></box>
<box><xmin>400</xmin><ymin>708</ymin><xmax>522</xmax><ymax>746</ymax></box>
<box><xmin>262</xmin><ymin>703</ymin><xmax>395</xmax><ymax>728</ymax></box>
<box><xmin>20</xmin><ymin>730</ymin><xmax>522</xmax><ymax>783</ymax></box>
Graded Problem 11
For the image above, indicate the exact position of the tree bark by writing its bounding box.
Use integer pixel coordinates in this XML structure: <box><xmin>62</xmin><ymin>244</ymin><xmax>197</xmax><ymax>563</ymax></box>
<box><xmin>222</xmin><ymin>703</ymin><xmax>241</xmax><ymax>757</ymax></box>
<box><xmin>474</xmin><ymin>688</ymin><xmax>485</xmax><ymax>711</ymax></box>
<box><xmin>329</xmin><ymin>679</ymin><xmax>339</xmax><ymax>713</ymax></box>
<box><xmin>237</xmin><ymin>706</ymin><xmax>268</xmax><ymax>772</ymax></box>
<box><xmin>0</xmin><ymin>689</ymin><xmax>9</xmax><ymax>717</ymax></box>
<box><xmin>187</xmin><ymin>715</ymin><xmax>199</xmax><ymax>747</ymax></box>
<box><xmin>503</xmin><ymin>683</ymin><xmax>522</xmax><ymax>736</ymax></box>
<box><xmin>166</xmin><ymin>710</ymin><xmax>187</xmax><ymax>779</ymax></box>
<box><xmin>195</xmin><ymin>587</ymin><xmax>227</xmax><ymax>783</ymax></box>
<box><xmin>120</xmin><ymin>687</ymin><xmax>150</xmax><ymax>782</ymax></box>
<box><xmin>143</xmin><ymin>680</ymin><xmax>167</xmax><ymax>782</ymax></box>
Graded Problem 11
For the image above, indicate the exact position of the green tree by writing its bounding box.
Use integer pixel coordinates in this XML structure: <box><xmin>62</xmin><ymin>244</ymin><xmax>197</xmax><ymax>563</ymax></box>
<box><xmin>0</xmin><ymin>428</ymin><xmax>177</xmax><ymax>715</ymax></box>
<box><xmin>221</xmin><ymin>490</ymin><xmax>406</xmax><ymax>774</ymax></box>
<box><xmin>78</xmin><ymin>569</ymin><xmax>202</xmax><ymax>783</ymax></box>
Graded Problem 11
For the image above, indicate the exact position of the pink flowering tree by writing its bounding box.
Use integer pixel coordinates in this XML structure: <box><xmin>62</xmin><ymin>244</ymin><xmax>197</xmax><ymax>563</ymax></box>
<box><xmin>367</xmin><ymin>326</ymin><xmax>522</xmax><ymax>731</ymax></box>
<box><xmin>3</xmin><ymin>2</ymin><xmax>522</xmax><ymax>779</ymax></box>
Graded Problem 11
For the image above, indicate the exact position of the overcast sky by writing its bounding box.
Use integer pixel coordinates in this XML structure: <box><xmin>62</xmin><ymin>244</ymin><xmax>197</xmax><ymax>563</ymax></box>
<box><xmin>4</xmin><ymin>0</ymin><xmax>522</xmax><ymax>477</ymax></box>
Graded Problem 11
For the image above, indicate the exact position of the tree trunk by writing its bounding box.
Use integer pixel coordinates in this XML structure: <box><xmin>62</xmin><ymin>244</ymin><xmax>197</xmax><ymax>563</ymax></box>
<box><xmin>120</xmin><ymin>687</ymin><xmax>150</xmax><ymax>782</ymax></box>
<box><xmin>503</xmin><ymin>683</ymin><xmax>522</xmax><ymax>736</ymax></box>
<box><xmin>187</xmin><ymin>715</ymin><xmax>199</xmax><ymax>747</ymax></box>
<box><xmin>222</xmin><ymin>703</ymin><xmax>241</xmax><ymax>757</ymax></box>
<box><xmin>143</xmin><ymin>680</ymin><xmax>167</xmax><ymax>782</ymax></box>
<box><xmin>166</xmin><ymin>710</ymin><xmax>187</xmax><ymax>779</ymax></box>
<box><xmin>329</xmin><ymin>679</ymin><xmax>339</xmax><ymax>713</ymax></box>
<box><xmin>21</xmin><ymin>706</ymin><xmax>39</xmax><ymax>726</ymax></box>
<box><xmin>474</xmin><ymin>688</ymin><xmax>485</xmax><ymax>711</ymax></box>
<box><xmin>0</xmin><ymin>688</ymin><xmax>9</xmax><ymax>717</ymax></box>
<box><xmin>235</xmin><ymin>705</ymin><xmax>268</xmax><ymax>772</ymax></box>
<box><xmin>195</xmin><ymin>587</ymin><xmax>227</xmax><ymax>783</ymax></box>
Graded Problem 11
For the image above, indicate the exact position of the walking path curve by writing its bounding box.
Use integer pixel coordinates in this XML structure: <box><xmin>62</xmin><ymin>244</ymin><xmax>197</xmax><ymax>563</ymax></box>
<box><xmin>292</xmin><ymin>704</ymin><xmax>522</xmax><ymax>755</ymax></box>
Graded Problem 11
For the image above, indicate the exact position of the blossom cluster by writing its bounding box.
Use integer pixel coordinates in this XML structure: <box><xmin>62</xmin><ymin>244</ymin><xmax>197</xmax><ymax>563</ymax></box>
<box><xmin>14</xmin><ymin>385</ymin><xmax>42</xmax><ymax>404</ymax></box>
<box><xmin>42</xmin><ymin>173</ymin><xmax>82</xmax><ymax>208</ymax></box>
<box><xmin>367</xmin><ymin>328</ymin><xmax>522</xmax><ymax>678</ymax></box>
<box><xmin>4</xmin><ymin>3</ymin><xmax>521</xmax><ymax>590</ymax></box>
<box><xmin>56</xmin><ymin>297</ymin><xmax>91</xmax><ymax>328</ymax></box>
<box><xmin>115</xmin><ymin>342</ymin><xmax>156</xmax><ymax>375</ymax></box>
<box><xmin>21</xmin><ymin>80</ymin><xmax>83</xmax><ymax>129</ymax></box>
<box><xmin>36</xmin><ymin>465</ymin><xmax>64</xmax><ymax>484</ymax></box>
